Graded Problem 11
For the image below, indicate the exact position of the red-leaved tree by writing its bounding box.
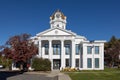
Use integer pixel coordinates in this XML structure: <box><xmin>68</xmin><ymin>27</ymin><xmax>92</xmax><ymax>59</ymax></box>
<box><xmin>3</xmin><ymin>33</ymin><xmax>38</xmax><ymax>70</ymax></box>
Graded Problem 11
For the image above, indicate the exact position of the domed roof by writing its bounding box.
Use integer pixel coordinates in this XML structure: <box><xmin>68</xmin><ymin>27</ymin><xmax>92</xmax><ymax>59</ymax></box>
<box><xmin>50</xmin><ymin>10</ymin><xmax>66</xmax><ymax>20</ymax></box>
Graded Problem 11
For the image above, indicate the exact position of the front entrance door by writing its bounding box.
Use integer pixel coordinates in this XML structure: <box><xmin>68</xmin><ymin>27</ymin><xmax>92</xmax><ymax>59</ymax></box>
<box><xmin>53</xmin><ymin>59</ymin><xmax>61</xmax><ymax>69</ymax></box>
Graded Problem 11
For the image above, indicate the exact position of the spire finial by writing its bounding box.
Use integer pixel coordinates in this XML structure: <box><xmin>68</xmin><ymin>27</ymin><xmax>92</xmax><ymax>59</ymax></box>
<box><xmin>57</xmin><ymin>9</ymin><xmax>60</xmax><ymax>12</ymax></box>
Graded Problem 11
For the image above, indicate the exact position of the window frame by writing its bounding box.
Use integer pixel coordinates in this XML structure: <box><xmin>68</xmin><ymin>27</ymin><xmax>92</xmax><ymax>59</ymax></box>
<box><xmin>87</xmin><ymin>58</ymin><xmax>92</xmax><ymax>68</ymax></box>
<box><xmin>87</xmin><ymin>46</ymin><xmax>92</xmax><ymax>54</ymax></box>
<box><xmin>65</xmin><ymin>44</ymin><xmax>71</xmax><ymax>55</ymax></box>
<box><xmin>44</xmin><ymin>44</ymin><xmax>49</xmax><ymax>55</ymax></box>
<box><xmin>76</xmin><ymin>44</ymin><xmax>80</xmax><ymax>55</ymax></box>
<box><xmin>53</xmin><ymin>44</ymin><xmax>61</xmax><ymax>55</ymax></box>
<box><xmin>95</xmin><ymin>46</ymin><xmax>99</xmax><ymax>54</ymax></box>
<box><xmin>65</xmin><ymin>59</ymin><xmax>70</xmax><ymax>67</ymax></box>
<box><xmin>95</xmin><ymin>58</ymin><xmax>99</xmax><ymax>68</ymax></box>
<box><xmin>75</xmin><ymin>58</ymin><xmax>79</xmax><ymax>67</ymax></box>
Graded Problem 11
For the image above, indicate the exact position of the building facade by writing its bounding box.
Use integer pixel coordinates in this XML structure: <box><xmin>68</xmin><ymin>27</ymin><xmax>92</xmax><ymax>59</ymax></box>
<box><xmin>12</xmin><ymin>10</ymin><xmax>105</xmax><ymax>70</ymax></box>
<box><xmin>31</xmin><ymin>10</ymin><xmax>106</xmax><ymax>70</ymax></box>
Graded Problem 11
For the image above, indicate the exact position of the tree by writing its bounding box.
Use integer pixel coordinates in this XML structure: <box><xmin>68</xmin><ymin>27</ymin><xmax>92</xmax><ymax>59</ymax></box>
<box><xmin>105</xmin><ymin>36</ymin><xmax>120</xmax><ymax>67</ymax></box>
<box><xmin>0</xmin><ymin>46</ymin><xmax>12</xmax><ymax>69</ymax></box>
<box><xmin>3</xmin><ymin>33</ymin><xmax>38</xmax><ymax>70</ymax></box>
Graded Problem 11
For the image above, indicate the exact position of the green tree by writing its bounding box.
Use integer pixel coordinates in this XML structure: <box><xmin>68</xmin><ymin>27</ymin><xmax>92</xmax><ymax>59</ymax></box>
<box><xmin>0</xmin><ymin>55</ymin><xmax>12</xmax><ymax>69</ymax></box>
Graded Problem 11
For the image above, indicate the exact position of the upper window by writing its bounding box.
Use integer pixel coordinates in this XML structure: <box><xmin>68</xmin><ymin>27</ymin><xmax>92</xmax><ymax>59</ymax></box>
<box><xmin>65</xmin><ymin>44</ymin><xmax>70</xmax><ymax>55</ymax></box>
<box><xmin>53</xmin><ymin>44</ymin><xmax>61</xmax><ymax>55</ymax></box>
<box><xmin>45</xmin><ymin>44</ymin><xmax>49</xmax><ymax>55</ymax></box>
<box><xmin>87</xmin><ymin>46</ymin><xmax>92</xmax><ymax>54</ymax></box>
<box><xmin>76</xmin><ymin>44</ymin><xmax>79</xmax><ymax>55</ymax></box>
<box><xmin>95</xmin><ymin>46</ymin><xmax>99</xmax><ymax>54</ymax></box>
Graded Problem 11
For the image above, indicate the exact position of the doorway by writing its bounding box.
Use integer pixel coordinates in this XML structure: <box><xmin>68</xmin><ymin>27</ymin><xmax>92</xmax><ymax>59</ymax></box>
<box><xmin>53</xmin><ymin>59</ymin><xmax>61</xmax><ymax>69</ymax></box>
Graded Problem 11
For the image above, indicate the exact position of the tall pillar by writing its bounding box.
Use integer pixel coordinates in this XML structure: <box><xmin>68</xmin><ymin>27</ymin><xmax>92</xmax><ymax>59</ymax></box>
<box><xmin>60</xmin><ymin>40</ymin><xmax>65</xmax><ymax>70</ymax></box>
<box><xmin>92</xmin><ymin>46</ymin><xmax>94</xmax><ymax>69</ymax></box>
<box><xmin>101</xmin><ymin>44</ymin><xmax>104</xmax><ymax>70</ymax></box>
<box><xmin>71</xmin><ymin>40</ymin><xmax>75</xmax><ymax>68</ymax></box>
<box><xmin>49</xmin><ymin>40</ymin><xmax>53</xmax><ymax>70</ymax></box>
<box><xmin>39</xmin><ymin>40</ymin><xmax>42</xmax><ymax>57</ymax></box>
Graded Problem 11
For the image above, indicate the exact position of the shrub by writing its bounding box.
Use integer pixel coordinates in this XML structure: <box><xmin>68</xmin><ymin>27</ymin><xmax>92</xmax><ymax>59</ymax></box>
<box><xmin>32</xmin><ymin>58</ymin><xmax>51</xmax><ymax>71</ymax></box>
<box><xmin>0</xmin><ymin>56</ymin><xmax>12</xmax><ymax>68</ymax></box>
<box><xmin>62</xmin><ymin>67</ymin><xmax>79</xmax><ymax>72</ymax></box>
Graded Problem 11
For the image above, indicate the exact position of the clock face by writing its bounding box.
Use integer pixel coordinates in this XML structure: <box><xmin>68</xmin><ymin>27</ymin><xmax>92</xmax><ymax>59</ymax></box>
<box><xmin>56</xmin><ymin>13</ymin><xmax>60</xmax><ymax>18</ymax></box>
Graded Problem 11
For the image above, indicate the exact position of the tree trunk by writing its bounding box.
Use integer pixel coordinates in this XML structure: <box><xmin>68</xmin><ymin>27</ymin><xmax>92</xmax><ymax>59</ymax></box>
<box><xmin>112</xmin><ymin>62</ymin><xmax>114</xmax><ymax>68</ymax></box>
<box><xmin>20</xmin><ymin>64</ymin><xmax>23</xmax><ymax>70</ymax></box>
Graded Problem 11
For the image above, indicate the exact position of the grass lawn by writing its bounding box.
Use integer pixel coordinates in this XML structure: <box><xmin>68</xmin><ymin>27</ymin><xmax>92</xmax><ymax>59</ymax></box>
<box><xmin>67</xmin><ymin>68</ymin><xmax>120</xmax><ymax>80</ymax></box>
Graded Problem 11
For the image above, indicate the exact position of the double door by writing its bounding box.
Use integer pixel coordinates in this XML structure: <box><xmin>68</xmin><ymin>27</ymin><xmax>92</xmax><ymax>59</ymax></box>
<box><xmin>53</xmin><ymin>59</ymin><xmax>61</xmax><ymax>69</ymax></box>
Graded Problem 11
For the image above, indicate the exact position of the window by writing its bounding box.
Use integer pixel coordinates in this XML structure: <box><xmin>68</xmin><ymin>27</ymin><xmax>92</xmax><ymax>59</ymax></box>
<box><xmin>87</xmin><ymin>58</ymin><xmax>92</xmax><ymax>68</ymax></box>
<box><xmin>53</xmin><ymin>44</ymin><xmax>61</xmax><ymax>55</ymax></box>
<box><xmin>76</xmin><ymin>44</ymin><xmax>79</xmax><ymax>55</ymax></box>
<box><xmin>66</xmin><ymin>59</ymin><xmax>70</xmax><ymax>67</ymax></box>
<box><xmin>95</xmin><ymin>58</ymin><xmax>99</xmax><ymax>68</ymax></box>
<box><xmin>75</xmin><ymin>59</ymin><xmax>79</xmax><ymax>67</ymax></box>
<box><xmin>95</xmin><ymin>46</ymin><xmax>99</xmax><ymax>54</ymax></box>
<box><xmin>65</xmin><ymin>44</ymin><xmax>70</xmax><ymax>55</ymax></box>
<box><xmin>57</xmin><ymin>45</ymin><xmax>61</xmax><ymax>55</ymax></box>
<box><xmin>57</xmin><ymin>24</ymin><xmax>59</xmax><ymax>27</ymax></box>
<box><xmin>45</xmin><ymin>44</ymin><xmax>49</xmax><ymax>55</ymax></box>
<box><xmin>87</xmin><ymin>46</ymin><xmax>92</xmax><ymax>54</ymax></box>
<box><xmin>62</xmin><ymin>26</ymin><xmax>64</xmax><ymax>29</ymax></box>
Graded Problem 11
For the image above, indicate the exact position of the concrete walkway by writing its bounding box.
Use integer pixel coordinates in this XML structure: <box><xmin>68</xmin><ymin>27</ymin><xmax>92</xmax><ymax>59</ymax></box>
<box><xmin>25</xmin><ymin>70</ymin><xmax>71</xmax><ymax>80</ymax></box>
<box><xmin>58</xmin><ymin>72</ymin><xmax>71</xmax><ymax>80</ymax></box>
<box><xmin>50</xmin><ymin>70</ymin><xmax>71</xmax><ymax>80</ymax></box>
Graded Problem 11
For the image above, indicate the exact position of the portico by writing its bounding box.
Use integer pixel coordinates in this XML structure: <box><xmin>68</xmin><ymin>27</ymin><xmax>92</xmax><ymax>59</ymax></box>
<box><xmin>37</xmin><ymin>39</ymin><xmax>75</xmax><ymax>70</ymax></box>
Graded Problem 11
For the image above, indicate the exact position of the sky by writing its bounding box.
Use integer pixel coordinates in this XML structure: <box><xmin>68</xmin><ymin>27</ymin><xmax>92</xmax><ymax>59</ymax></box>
<box><xmin>0</xmin><ymin>0</ymin><xmax>120</xmax><ymax>45</ymax></box>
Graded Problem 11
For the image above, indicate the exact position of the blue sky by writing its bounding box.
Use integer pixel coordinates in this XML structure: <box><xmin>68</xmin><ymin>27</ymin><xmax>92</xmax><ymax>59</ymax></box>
<box><xmin>0</xmin><ymin>0</ymin><xmax>120</xmax><ymax>45</ymax></box>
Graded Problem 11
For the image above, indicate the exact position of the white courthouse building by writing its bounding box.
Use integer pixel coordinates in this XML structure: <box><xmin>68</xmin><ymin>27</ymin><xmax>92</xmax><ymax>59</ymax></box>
<box><xmin>31</xmin><ymin>10</ymin><xmax>106</xmax><ymax>70</ymax></box>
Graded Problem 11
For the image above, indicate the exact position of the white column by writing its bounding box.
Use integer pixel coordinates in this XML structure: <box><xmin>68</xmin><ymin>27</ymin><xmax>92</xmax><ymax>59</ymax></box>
<box><xmin>71</xmin><ymin>40</ymin><xmax>75</xmax><ymax>68</ymax></box>
<box><xmin>38</xmin><ymin>40</ymin><xmax>42</xmax><ymax>57</ymax></box>
<box><xmin>49</xmin><ymin>40</ymin><xmax>52</xmax><ymax>59</ymax></box>
<box><xmin>60</xmin><ymin>40</ymin><xmax>65</xmax><ymax>70</ymax></box>
<box><xmin>82</xmin><ymin>44</ymin><xmax>86</xmax><ymax>69</ymax></box>
<box><xmin>49</xmin><ymin>40</ymin><xmax>53</xmax><ymax>70</ymax></box>
<box><xmin>42</xmin><ymin>46</ymin><xmax>44</xmax><ymax>57</ymax></box>
<box><xmin>92</xmin><ymin>45</ymin><xmax>94</xmax><ymax>70</ymax></box>
<box><xmin>101</xmin><ymin>44</ymin><xmax>104</xmax><ymax>70</ymax></box>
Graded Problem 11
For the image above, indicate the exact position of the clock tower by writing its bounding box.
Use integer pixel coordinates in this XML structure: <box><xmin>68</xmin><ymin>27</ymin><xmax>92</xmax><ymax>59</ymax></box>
<box><xmin>50</xmin><ymin>10</ymin><xmax>67</xmax><ymax>29</ymax></box>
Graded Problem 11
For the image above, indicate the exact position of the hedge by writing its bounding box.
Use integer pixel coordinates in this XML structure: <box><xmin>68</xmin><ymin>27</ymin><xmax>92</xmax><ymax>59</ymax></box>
<box><xmin>32</xmin><ymin>58</ymin><xmax>51</xmax><ymax>71</ymax></box>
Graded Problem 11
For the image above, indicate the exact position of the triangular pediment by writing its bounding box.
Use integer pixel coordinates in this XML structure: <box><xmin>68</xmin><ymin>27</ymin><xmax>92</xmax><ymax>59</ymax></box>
<box><xmin>36</xmin><ymin>28</ymin><xmax>76</xmax><ymax>37</ymax></box>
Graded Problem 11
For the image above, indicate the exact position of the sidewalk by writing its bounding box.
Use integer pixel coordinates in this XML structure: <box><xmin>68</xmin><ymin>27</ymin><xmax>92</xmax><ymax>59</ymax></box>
<box><xmin>58</xmin><ymin>72</ymin><xmax>71</xmax><ymax>80</ymax></box>
<box><xmin>50</xmin><ymin>70</ymin><xmax>71</xmax><ymax>80</ymax></box>
<box><xmin>25</xmin><ymin>70</ymin><xmax>71</xmax><ymax>80</ymax></box>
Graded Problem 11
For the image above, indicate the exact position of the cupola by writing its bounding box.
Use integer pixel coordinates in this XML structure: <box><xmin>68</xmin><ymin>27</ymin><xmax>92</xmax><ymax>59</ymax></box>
<box><xmin>50</xmin><ymin>10</ymin><xmax>67</xmax><ymax>29</ymax></box>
